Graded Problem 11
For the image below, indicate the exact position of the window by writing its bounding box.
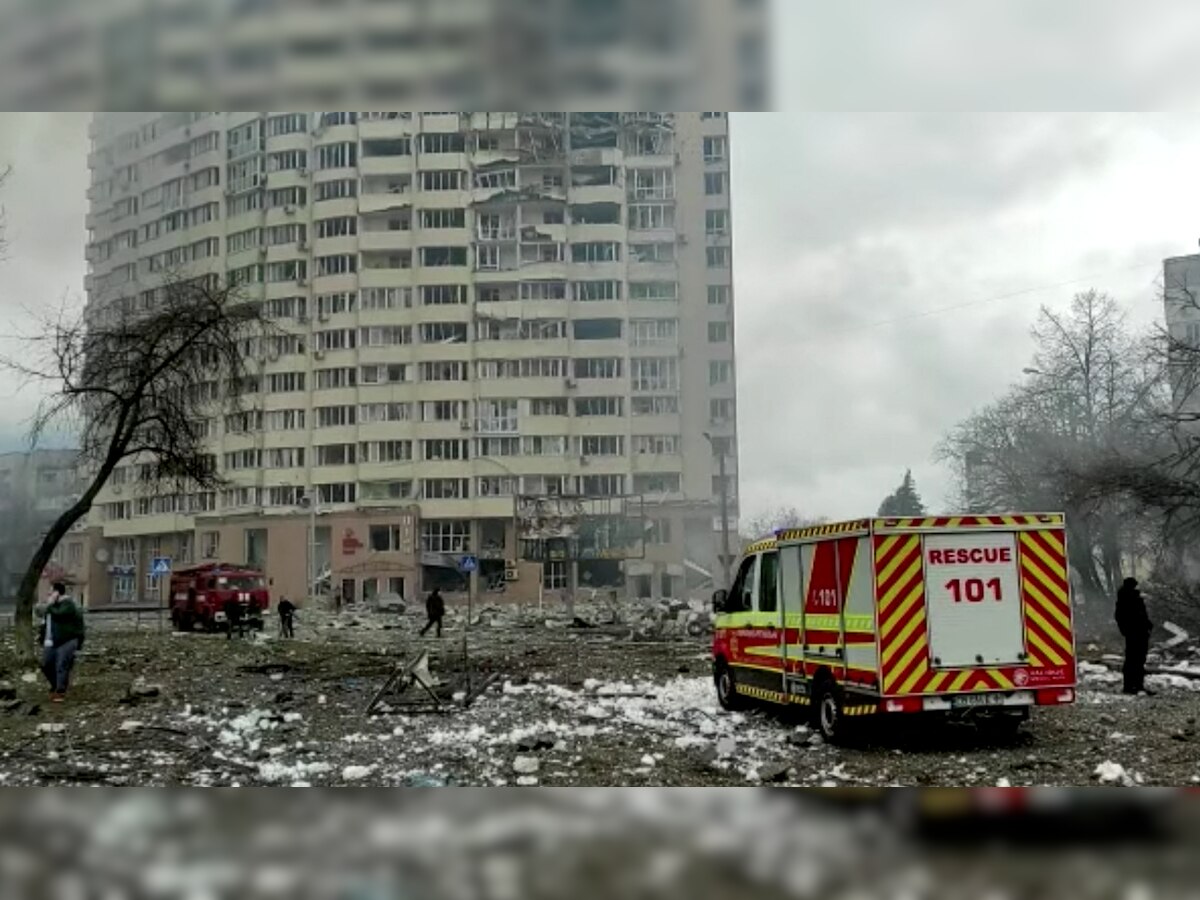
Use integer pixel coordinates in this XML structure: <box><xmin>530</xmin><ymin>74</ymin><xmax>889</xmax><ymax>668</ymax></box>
<box><xmin>633</xmin><ymin>473</ymin><xmax>681</xmax><ymax>494</ymax></box>
<box><xmin>266</xmin><ymin>372</ymin><xmax>306</xmax><ymax>393</ymax></box>
<box><xmin>729</xmin><ymin>554</ymin><xmax>756</xmax><ymax>613</ymax></box>
<box><xmin>580</xmin><ymin>475</ymin><xmax>624</xmax><ymax>496</ymax></box>
<box><xmin>360</xmin><ymin>440</ymin><xmax>413</xmax><ymax>463</ymax></box>
<box><xmin>473</xmin><ymin>168</ymin><xmax>516</xmax><ymax>190</ymax></box>
<box><xmin>709</xmin><ymin>360</ymin><xmax>733</xmax><ymax>384</ymax></box>
<box><xmin>573</xmin><ymin>358</ymin><xmax>622</xmax><ymax>379</ymax></box>
<box><xmin>264</xmin><ymin>409</ymin><xmax>305</xmax><ymax>430</ymax></box>
<box><xmin>521</xmin><ymin>281</ymin><xmax>568</xmax><ymax>301</ymax></box>
<box><xmin>317</xmin><ymin>291</ymin><xmax>356</xmax><ymax>315</ymax></box>
<box><xmin>267</xmin><ymin>150</ymin><xmax>308</xmax><ymax>172</ymax></box>
<box><xmin>572</xmin><ymin>319</ymin><xmax>622</xmax><ymax>340</ymax></box>
<box><xmin>710</xmin><ymin>398</ymin><xmax>736</xmax><ymax>422</ymax></box>
<box><xmin>628</xmin><ymin>168</ymin><xmax>674</xmax><ymax>201</ymax></box>
<box><xmin>705</xmin><ymin>209</ymin><xmax>730</xmax><ymax>237</ymax></box>
<box><xmin>361</xmin><ymin>481</ymin><xmax>414</xmax><ymax>502</ymax></box>
<box><xmin>523</xmin><ymin>436</ymin><xmax>569</xmax><ymax>456</ymax></box>
<box><xmin>420</xmin><ymin>246</ymin><xmax>468</xmax><ymax>267</ymax></box>
<box><xmin>317</xmin><ymin>254</ymin><xmax>357</xmax><ymax>276</ymax></box>
<box><xmin>633</xmin><ymin>395</ymin><xmax>679</xmax><ymax>416</ymax></box>
<box><xmin>1186</xmin><ymin>323</ymin><xmax>1200</xmax><ymax>347</ymax></box>
<box><xmin>227</xmin><ymin>227</ymin><xmax>262</xmax><ymax>254</ymax></box>
<box><xmin>708</xmin><ymin>284</ymin><xmax>731</xmax><ymax>305</ymax></box>
<box><xmin>758</xmin><ymin>551</ymin><xmax>779</xmax><ymax>613</ymax></box>
<box><xmin>713</xmin><ymin>474</ymin><xmax>737</xmax><ymax>501</ymax></box>
<box><xmin>319</xmin><ymin>113</ymin><xmax>358</xmax><ymax>128</ymax></box>
<box><xmin>420</xmin><ymin>322</ymin><xmax>468</xmax><ymax>344</ymax></box>
<box><xmin>631</xmin><ymin>319</ymin><xmax>677</xmax><ymax>346</ymax></box>
<box><xmin>704</xmin><ymin>172</ymin><xmax>727</xmax><ymax>196</ymax></box>
<box><xmin>476</xmin><ymin>437</ymin><xmax>520</xmax><ymax>457</ymax></box>
<box><xmin>421</xmin><ymin>520</ymin><xmax>471</xmax><ymax>553</ymax></box>
<box><xmin>631</xmin><ymin>357</ymin><xmax>679</xmax><ymax>391</ymax></box>
<box><xmin>266</xmin><ymin>224</ymin><xmax>306</xmax><ymax>246</ymax></box>
<box><xmin>476</xmin><ymin>245</ymin><xmax>501</xmax><ymax>270</ymax></box>
<box><xmin>315</xmin><ymin>179</ymin><xmax>357</xmax><ymax>201</ymax></box>
<box><xmin>361</xmin><ymin>287</ymin><xmax>412</xmax><ymax>310</ymax></box>
<box><xmin>315</xmin><ymin>142</ymin><xmax>357</xmax><ymax>170</ymax></box>
<box><xmin>315</xmin><ymin>443</ymin><xmax>356</xmax><ymax>466</ymax></box>
<box><xmin>476</xmin><ymin>398</ymin><xmax>518</xmax><ymax>432</ymax></box>
<box><xmin>646</xmin><ymin>518</ymin><xmax>673</xmax><ymax>544</ymax></box>
<box><xmin>360</xmin><ymin>363</ymin><xmax>408</xmax><ymax>384</ymax></box>
<box><xmin>578</xmin><ymin>435</ymin><xmax>623</xmax><ymax>457</ymax></box>
<box><xmin>573</xmin><ymin>280</ymin><xmax>621</xmax><ymax>302</ymax></box>
<box><xmin>422</xmin><ymin>400</ymin><xmax>468</xmax><ymax>422</ymax></box>
<box><xmin>422</xmin><ymin>478</ymin><xmax>470</xmax><ymax>500</ymax></box>
<box><xmin>633</xmin><ymin>435</ymin><xmax>681</xmax><ymax>455</ymax></box>
<box><xmin>419</xmin><ymin>133</ymin><xmax>466</xmax><ymax>154</ymax></box>
<box><xmin>315</xmin><ymin>328</ymin><xmax>357</xmax><ymax>350</ymax></box>
<box><xmin>370</xmin><ymin>524</ymin><xmax>407</xmax><ymax>552</ymax></box>
<box><xmin>420</xmin><ymin>361</ymin><xmax>468</xmax><ymax>382</ymax></box>
<box><xmin>420</xmin><ymin>284</ymin><xmax>467</xmax><ymax>306</ymax></box>
<box><xmin>317</xmin><ymin>482</ymin><xmax>357</xmax><ymax>504</ymax></box>
<box><xmin>543</xmin><ymin>561</ymin><xmax>568</xmax><ymax>590</ymax></box>
<box><xmin>420</xmin><ymin>208</ymin><xmax>466</xmax><ymax>229</ymax></box>
<box><xmin>315</xmin><ymin>405</ymin><xmax>356</xmax><ymax>427</ymax></box>
<box><xmin>266</xmin><ymin>260</ymin><xmax>306</xmax><ymax>282</ymax></box>
<box><xmin>708</xmin><ymin>321</ymin><xmax>730</xmax><ymax>342</ymax></box>
<box><xmin>266</xmin><ymin>113</ymin><xmax>308</xmax><ymax>137</ymax></box>
<box><xmin>572</xmin><ymin>242</ymin><xmax>620</xmax><ymax>263</ymax></box>
<box><xmin>421</xmin><ymin>170</ymin><xmax>464</xmax><ymax>191</ymax></box>
<box><xmin>315</xmin><ymin>367</ymin><xmax>357</xmax><ymax>389</ymax></box>
<box><xmin>706</xmin><ymin>247</ymin><xmax>731</xmax><ymax>268</ymax></box>
<box><xmin>267</xmin><ymin>187</ymin><xmax>307</xmax><ymax>209</ymax></box>
<box><xmin>264</xmin><ymin>448</ymin><xmax>305</xmax><ymax>469</ymax></box>
<box><xmin>359</xmin><ymin>402</ymin><xmax>412</xmax><ymax>423</ymax></box>
<box><xmin>703</xmin><ymin>136</ymin><xmax>728</xmax><ymax>164</ymax></box>
<box><xmin>478</xmin><ymin>475</ymin><xmax>518</xmax><ymax>497</ymax></box>
<box><xmin>629</xmin><ymin>203</ymin><xmax>675</xmax><ymax>230</ymax></box>
<box><xmin>362</xmin><ymin>138</ymin><xmax>412</xmax><ymax>157</ymax></box>
<box><xmin>422</xmin><ymin>439</ymin><xmax>469</xmax><ymax>461</ymax></box>
<box><xmin>316</xmin><ymin>217</ymin><xmax>357</xmax><ymax>238</ymax></box>
<box><xmin>574</xmin><ymin>397</ymin><xmax>623</xmax><ymax>416</ymax></box>
<box><xmin>531</xmin><ymin>398</ymin><xmax>568</xmax><ymax>416</ymax></box>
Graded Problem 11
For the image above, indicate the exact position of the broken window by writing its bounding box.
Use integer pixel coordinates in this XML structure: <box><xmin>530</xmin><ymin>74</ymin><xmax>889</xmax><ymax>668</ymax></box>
<box><xmin>629</xmin><ymin>128</ymin><xmax>674</xmax><ymax>156</ymax></box>
<box><xmin>569</xmin><ymin>113</ymin><xmax>620</xmax><ymax>149</ymax></box>
<box><xmin>575</xmin><ymin>397</ymin><xmax>623</xmax><ymax>416</ymax></box>
<box><xmin>570</xmin><ymin>202</ymin><xmax>621</xmax><ymax>225</ymax></box>
<box><xmin>421</xmin><ymin>520</ymin><xmax>471</xmax><ymax>553</ymax></box>
<box><xmin>630</xmin><ymin>319</ymin><xmax>678</xmax><ymax>346</ymax></box>
<box><xmin>419</xmin><ymin>133</ymin><xmax>466</xmax><ymax>154</ymax></box>
<box><xmin>632</xmin><ymin>395</ymin><xmax>680</xmax><ymax>416</ymax></box>
<box><xmin>630</xmin><ymin>203</ymin><xmax>675</xmax><ymax>231</ymax></box>
<box><xmin>580</xmin><ymin>475</ymin><xmax>624</xmax><ymax>497</ymax></box>
<box><xmin>420</xmin><ymin>361</ymin><xmax>469</xmax><ymax>382</ymax></box>
<box><xmin>633</xmin><ymin>473</ymin><xmax>681</xmax><ymax>495</ymax></box>
<box><xmin>571</xmin><ymin>165</ymin><xmax>617</xmax><ymax>187</ymax></box>
<box><xmin>473</xmin><ymin>169</ymin><xmax>517</xmax><ymax>190</ymax></box>
<box><xmin>573</xmin><ymin>358</ymin><xmax>622</xmax><ymax>379</ymax></box>
<box><xmin>477</xmin><ymin>213</ymin><xmax>515</xmax><ymax>240</ymax></box>
<box><xmin>631</xmin><ymin>358</ymin><xmax>680</xmax><ymax>391</ymax></box>
<box><xmin>630</xmin><ymin>282</ymin><xmax>678</xmax><ymax>302</ymax></box>
<box><xmin>420</xmin><ymin>246</ymin><xmax>468</xmax><ymax>267</ymax></box>
<box><xmin>573</xmin><ymin>280</ymin><xmax>621</xmax><ymax>302</ymax></box>
<box><xmin>521</xmin><ymin>281</ymin><xmax>567</xmax><ymax>300</ymax></box>
<box><xmin>420</xmin><ymin>322</ymin><xmax>468</xmax><ymax>343</ymax></box>
<box><xmin>572</xmin><ymin>242</ymin><xmax>620</xmax><ymax>263</ymax></box>
<box><xmin>705</xmin><ymin>209</ymin><xmax>730</xmax><ymax>237</ymax></box>
<box><xmin>363</xmin><ymin>138</ymin><xmax>412</xmax><ymax>157</ymax></box>
<box><xmin>629</xmin><ymin>242</ymin><xmax>675</xmax><ymax>264</ymax></box>
<box><xmin>476</xmin><ymin>246</ymin><xmax>502</xmax><ymax>270</ymax></box>
<box><xmin>421</xmin><ymin>170</ymin><xmax>464</xmax><ymax>191</ymax></box>
<box><xmin>420</xmin><ymin>284</ymin><xmax>467</xmax><ymax>306</ymax></box>
<box><xmin>421</xmin><ymin>208</ymin><xmax>466</xmax><ymax>229</ymax></box>
<box><xmin>628</xmin><ymin>168</ymin><xmax>674</xmax><ymax>201</ymax></box>
<box><xmin>578</xmin><ymin>435</ymin><xmax>624</xmax><ymax>457</ymax></box>
<box><xmin>573</xmin><ymin>319</ymin><xmax>622</xmax><ymax>340</ymax></box>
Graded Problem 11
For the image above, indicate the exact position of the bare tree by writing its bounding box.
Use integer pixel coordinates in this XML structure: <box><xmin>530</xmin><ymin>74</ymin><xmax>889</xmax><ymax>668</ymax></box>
<box><xmin>937</xmin><ymin>291</ymin><xmax>1164</xmax><ymax>602</ymax></box>
<box><xmin>2</xmin><ymin>273</ymin><xmax>272</xmax><ymax>657</ymax></box>
<box><xmin>741</xmin><ymin>506</ymin><xmax>827</xmax><ymax>546</ymax></box>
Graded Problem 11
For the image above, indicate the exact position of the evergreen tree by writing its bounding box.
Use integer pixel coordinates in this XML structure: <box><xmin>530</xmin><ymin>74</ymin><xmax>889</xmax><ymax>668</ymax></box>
<box><xmin>878</xmin><ymin>470</ymin><xmax>927</xmax><ymax>517</ymax></box>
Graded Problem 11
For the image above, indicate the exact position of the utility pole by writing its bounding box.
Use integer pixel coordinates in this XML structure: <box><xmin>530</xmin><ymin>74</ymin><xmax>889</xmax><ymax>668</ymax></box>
<box><xmin>704</xmin><ymin>432</ymin><xmax>733</xmax><ymax>591</ymax></box>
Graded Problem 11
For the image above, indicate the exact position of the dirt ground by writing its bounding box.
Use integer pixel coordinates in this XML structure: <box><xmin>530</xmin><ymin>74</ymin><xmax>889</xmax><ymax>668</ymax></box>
<box><xmin>1</xmin><ymin>602</ymin><xmax>1199</xmax><ymax>788</ymax></box>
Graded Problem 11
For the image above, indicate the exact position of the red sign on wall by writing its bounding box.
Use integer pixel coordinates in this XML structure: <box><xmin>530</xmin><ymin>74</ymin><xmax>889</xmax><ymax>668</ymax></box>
<box><xmin>341</xmin><ymin>528</ymin><xmax>363</xmax><ymax>555</ymax></box>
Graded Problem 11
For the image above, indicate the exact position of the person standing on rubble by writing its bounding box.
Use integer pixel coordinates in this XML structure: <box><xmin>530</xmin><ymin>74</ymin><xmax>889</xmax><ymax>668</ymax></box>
<box><xmin>35</xmin><ymin>581</ymin><xmax>85</xmax><ymax>703</ymax></box>
<box><xmin>1116</xmin><ymin>577</ymin><xmax>1154</xmax><ymax>696</ymax></box>
<box><xmin>420</xmin><ymin>587</ymin><xmax>445</xmax><ymax>638</ymax></box>
<box><xmin>277</xmin><ymin>596</ymin><xmax>296</xmax><ymax>639</ymax></box>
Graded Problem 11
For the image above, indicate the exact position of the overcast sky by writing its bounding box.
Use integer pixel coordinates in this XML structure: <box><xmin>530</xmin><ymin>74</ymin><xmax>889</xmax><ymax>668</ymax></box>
<box><xmin>2</xmin><ymin>109</ymin><xmax>1199</xmax><ymax>524</ymax></box>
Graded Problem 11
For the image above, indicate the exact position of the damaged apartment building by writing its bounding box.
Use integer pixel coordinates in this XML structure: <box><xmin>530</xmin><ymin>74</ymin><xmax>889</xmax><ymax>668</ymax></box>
<box><xmin>67</xmin><ymin>111</ymin><xmax>739</xmax><ymax>607</ymax></box>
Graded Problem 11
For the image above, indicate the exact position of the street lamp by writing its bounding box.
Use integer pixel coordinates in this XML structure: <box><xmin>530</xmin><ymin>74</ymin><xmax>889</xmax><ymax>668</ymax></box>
<box><xmin>703</xmin><ymin>432</ymin><xmax>733</xmax><ymax>592</ymax></box>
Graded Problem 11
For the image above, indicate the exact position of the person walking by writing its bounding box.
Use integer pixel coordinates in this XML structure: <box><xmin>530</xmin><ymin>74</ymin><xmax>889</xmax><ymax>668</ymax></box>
<box><xmin>224</xmin><ymin>595</ymin><xmax>245</xmax><ymax>640</ymax></box>
<box><xmin>419</xmin><ymin>587</ymin><xmax>445</xmax><ymax>638</ymax></box>
<box><xmin>35</xmin><ymin>581</ymin><xmax>85</xmax><ymax>703</ymax></box>
<box><xmin>278</xmin><ymin>596</ymin><xmax>296</xmax><ymax>639</ymax></box>
<box><xmin>1116</xmin><ymin>577</ymin><xmax>1154</xmax><ymax>696</ymax></box>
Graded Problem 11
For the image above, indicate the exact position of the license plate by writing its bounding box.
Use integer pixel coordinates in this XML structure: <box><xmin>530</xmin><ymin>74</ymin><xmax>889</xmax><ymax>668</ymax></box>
<box><xmin>950</xmin><ymin>692</ymin><xmax>1007</xmax><ymax>708</ymax></box>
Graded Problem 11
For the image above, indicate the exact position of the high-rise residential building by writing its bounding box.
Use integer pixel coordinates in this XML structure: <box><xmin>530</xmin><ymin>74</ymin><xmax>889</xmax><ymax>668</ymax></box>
<box><xmin>75</xmin><ymin>111</ymin><xmax>738</xmax><ymax>608</ymax></box>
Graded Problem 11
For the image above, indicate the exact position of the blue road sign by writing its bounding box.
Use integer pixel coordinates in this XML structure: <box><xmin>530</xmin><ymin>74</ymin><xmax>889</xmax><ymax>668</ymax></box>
<box><xmin>150</xmin><ymin>557</ymin><xmax>171</xmax><ymax>576</ymax></box>
<box><xmin>458</xmin><ymin>555</ymin><xmax>477</xmax><ymax>573</ymax></box>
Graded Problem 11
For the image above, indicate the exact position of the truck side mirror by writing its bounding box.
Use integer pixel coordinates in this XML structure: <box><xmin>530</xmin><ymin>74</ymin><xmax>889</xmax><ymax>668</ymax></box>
<box><xmin>712</xmin><ymin>589</ymin><xmax>728</xmax><ymax>613</ymax></box>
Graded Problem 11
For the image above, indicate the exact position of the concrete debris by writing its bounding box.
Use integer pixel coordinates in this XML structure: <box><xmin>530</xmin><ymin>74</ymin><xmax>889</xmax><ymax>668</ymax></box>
<box><xmin>0</xmin><ymin>681</ymin><xmax>15</xmax><ymax>701</ymax></box>
<box><xmin>513</xmin><ymin>755</ymin><xmax>540</xmax><ymax>775</ymax></box>
<box><xmin>20</xmin><ymin>673</ymin><xmax>36</xmax><ymax>684</ymax></box>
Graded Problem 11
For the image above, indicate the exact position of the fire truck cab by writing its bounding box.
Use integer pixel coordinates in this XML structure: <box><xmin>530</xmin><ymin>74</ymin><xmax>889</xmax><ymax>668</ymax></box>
<box><xmin>712</xmin><ymin>514</ymin><xmax>1077</xmax><ymax>743</ymax></box>
<box><xmin>169</xmin><ymin>563</ymin><xmax>269</xmax><ymax>633</ymax></box>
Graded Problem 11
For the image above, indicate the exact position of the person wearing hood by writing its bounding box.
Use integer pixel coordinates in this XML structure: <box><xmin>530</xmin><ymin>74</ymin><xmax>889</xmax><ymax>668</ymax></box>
<box><xmin>1115</xmin><ymin>577</ymin><xmax>1154</xmax><ymax>696</ymax></box>
<box><xmin>35</xmin><ymin>581</ymin><xmax>85</xmax><ymax>702</ymax></box>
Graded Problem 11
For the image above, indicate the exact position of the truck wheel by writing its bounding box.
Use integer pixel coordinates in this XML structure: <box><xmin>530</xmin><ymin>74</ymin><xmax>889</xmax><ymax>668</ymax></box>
<box><xmin>715</xmin><ymin>661</ymin><xmax>746</xmax><ymax>711</ymax></box>
<box><xmin>815</xmin><ymin>681</ymin><xmax>846</xmax><ymax>744</ymax></box>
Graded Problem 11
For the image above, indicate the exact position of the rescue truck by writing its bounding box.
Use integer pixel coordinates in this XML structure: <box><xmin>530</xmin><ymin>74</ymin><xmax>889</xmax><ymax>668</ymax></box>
<box><xmin>712</xmin><ymin>514</ymin><xmax>1076</xmax><ymax>742</ymax></box>
<box><xmin>169</xmin><ymin>563</ymin><xmax>269</xmax><ymax>633</ymax></box>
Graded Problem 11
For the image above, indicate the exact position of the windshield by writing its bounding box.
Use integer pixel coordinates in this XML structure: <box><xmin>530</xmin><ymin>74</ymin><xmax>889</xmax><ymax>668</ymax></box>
<box><xmin>219</xmin><ymin>575</ymin><xmax>266</xmax><ymax>590</ymax></box>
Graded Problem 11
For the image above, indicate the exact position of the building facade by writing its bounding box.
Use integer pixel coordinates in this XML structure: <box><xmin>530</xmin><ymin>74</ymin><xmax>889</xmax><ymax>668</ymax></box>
<box><xmin>0</xmin><ymin>450</ymin><xmax>88</xmax><ymax>599</ymax></box>
<box><xmin>79</xmin><ymin>111</ymin><xmax>739</xmax><ymax>606</ymax></box>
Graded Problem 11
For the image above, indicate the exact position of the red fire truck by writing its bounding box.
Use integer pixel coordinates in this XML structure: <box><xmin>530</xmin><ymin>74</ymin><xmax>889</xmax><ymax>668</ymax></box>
<box><xmin>713</xmin><ymin>514</ymin><xmax>1077</xmax><ymax>743</ymax></box>
<box><xmin>169</xmin><ymin>563</ymin><xmax>269</xmax><ymax>633</ymax></box>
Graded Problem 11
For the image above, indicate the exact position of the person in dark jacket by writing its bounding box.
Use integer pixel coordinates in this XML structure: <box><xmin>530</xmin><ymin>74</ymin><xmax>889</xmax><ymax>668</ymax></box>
<box><xmin>420</xmin><ymin>588</ymin><xmax>445</xmax><ymax>638</ymax></box>
<box><xmin>35</xmin><ymin>582</ymin><xmax>85</xmax><ymax>702</ymax></box>
<box><xmin>224</xmin><ymin>595</ymin><xmax>245</xmax><ymax>640</ymax></box>
<box><xmin>1116</xmin><ymin>577</ymin><xmax>1154</xmax><ymax>696</ymax></box>
<box><xmin>277</xmin><ymin>596</ymin><xmax>296</xmax><ymax>639</ymax></box>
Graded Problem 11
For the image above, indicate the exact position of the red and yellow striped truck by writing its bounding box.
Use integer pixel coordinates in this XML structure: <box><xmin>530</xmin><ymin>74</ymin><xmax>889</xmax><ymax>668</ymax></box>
<box><xmin>712</xmin><ymin>514</ymin><xmax>1076</xmax><ymax>742</ymax></box>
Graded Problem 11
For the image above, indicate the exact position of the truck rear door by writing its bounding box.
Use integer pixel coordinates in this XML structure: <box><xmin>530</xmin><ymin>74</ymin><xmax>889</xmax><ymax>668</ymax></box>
<box><xmin>923</xmin><ymin>530</ymin><xmax>1026</xmax><ymax>668</ymax></box>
